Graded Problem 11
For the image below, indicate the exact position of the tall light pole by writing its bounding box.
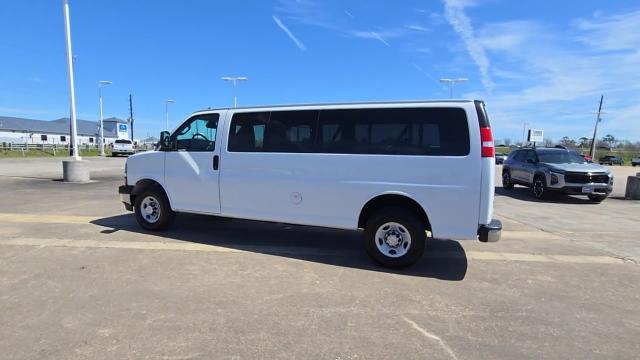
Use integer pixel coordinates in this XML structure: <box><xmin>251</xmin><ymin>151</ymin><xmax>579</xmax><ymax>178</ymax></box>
<box><xmin>589</xmin><ymin>95</ymin><xmax>605</xmax><ymax>161</ymax></box>
<box><xmin>221</xmin><ymin>76</ymin><xmax>248</xmax><ymax>107</ymax></box>
<box><xmin>98</xmin><ymin>80</ymin><xmax>112</xmax><ymax>156</ymax></box>
<box><xmin>521</xmin><ymin>122</ymin><xmax>530</xmax><ymax>147</ymax></box>
<box><xmin>439</xmin><ymin>78</ymin><xmax>468</xmax><ymax>98</ymax></box>
<box><xmin>165</xmin><ymin>99</ymin><xmax>176</xmax><ymax>131</ymax></box>
<box><xmin>63</xmin><ymin>0</ymin><xmax>79</xmax><ymax>160</ymax></box>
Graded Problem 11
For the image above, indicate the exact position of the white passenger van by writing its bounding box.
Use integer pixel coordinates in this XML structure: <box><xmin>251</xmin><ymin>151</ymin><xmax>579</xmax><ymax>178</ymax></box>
<box><xmin>119</xmin><ymin>100</ymin><xmax>501</xmax><ymax>268</ymax></box>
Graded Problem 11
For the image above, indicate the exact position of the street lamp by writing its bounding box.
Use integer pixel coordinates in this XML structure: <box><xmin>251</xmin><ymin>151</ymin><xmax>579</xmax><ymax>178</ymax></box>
<box><xmin>63</xmin><ymin>0</ymin><xmax>79</xmax><ymax>160</ymax></box>
<box><xmin>439</xmin><ymin>78</ymin><xmax>468</xmax><ymax>98</ymax></box>
<box><xmin>98</xmin><ymin>80</ymin><xmax>112</xmax><ymax>156</ymax></box>
<box><xmin>165</xmin><ymin>99</ymin><xmax>176</xmax><ymax>131</ymax></box>
<box><xmin>221</xmin><ymin>76</ymin><xmax>248</xmax><ymax>108</ymax></box>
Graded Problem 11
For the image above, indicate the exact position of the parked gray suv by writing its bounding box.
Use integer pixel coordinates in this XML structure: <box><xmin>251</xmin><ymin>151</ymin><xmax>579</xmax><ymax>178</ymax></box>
<box><xmin>502</xmin><ymin>148</ymin><xmax>613</xmax><ymax>202</ymax></box>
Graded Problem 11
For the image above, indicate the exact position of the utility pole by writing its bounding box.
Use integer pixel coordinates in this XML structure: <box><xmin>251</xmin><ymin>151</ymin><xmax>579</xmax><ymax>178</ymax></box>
<box><xmin>589</xmin><ymin>95</ymin><xmax>604</xmax><ymax>161</ymax></box>
<box><xmin>129</xmin><ymin>94</ymin><xmax>134</xmax><ymax>141</ymax></box>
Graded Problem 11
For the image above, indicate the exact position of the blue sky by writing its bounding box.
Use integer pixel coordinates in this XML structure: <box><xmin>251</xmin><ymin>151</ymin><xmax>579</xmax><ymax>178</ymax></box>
<box><xmin>1</xmin><ymin>0</ymin><xmax>639</xmax><ymax>142</ymax></box>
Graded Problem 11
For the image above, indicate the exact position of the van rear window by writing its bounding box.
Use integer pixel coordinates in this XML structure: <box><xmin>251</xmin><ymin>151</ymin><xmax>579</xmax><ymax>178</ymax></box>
<box><xmin>318</xmin><ymin>108</ymin><xmax>468</xmax><ymax>156</ymax></box>
<box><xmin>228</xmin><ymin>107</ymin><xmax>469</xmax><ymax>156</ymax></box>
<box><xmin>115</xmin><ymin>139</ymin><xmax>132</xmax><ymax>144</ymax></box>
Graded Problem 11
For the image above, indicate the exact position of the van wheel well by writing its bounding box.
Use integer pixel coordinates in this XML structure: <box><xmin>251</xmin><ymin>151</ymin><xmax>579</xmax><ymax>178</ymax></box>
<box><xmin>358</xmin><ymin>194</ymin><xmax>431</xmax><ymax>231</ymax></box>
<box><xmin>131</xmin><ymin>179</ymin><xmax>168</xmax><ymax>205</ymax></box>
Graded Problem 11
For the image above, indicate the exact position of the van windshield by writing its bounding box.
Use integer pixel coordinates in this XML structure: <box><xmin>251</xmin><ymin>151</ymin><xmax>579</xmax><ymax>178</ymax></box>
<box><xmin>537</xmin><ymin>151</ymin><xmax>585</xmax><ymax>164</ymax></box>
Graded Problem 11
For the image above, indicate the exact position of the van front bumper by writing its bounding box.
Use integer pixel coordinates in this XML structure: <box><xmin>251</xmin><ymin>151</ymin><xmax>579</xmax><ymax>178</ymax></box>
<box><xmin>478</xmin><ymin>219</ymin><xmax>502</xmax><ymax>243</ymax></box>
<box><xmin>119</xmin><ymin>185</ymin><xmax>134</xmax><ymax>211</ymax></box>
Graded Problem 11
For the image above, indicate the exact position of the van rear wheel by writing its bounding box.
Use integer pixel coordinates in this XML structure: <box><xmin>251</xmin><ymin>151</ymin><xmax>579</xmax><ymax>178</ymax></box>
<box><xmin>364</xmin><ymin>207</ymin><xmax>426</xmax><ymax>269</ymax></box>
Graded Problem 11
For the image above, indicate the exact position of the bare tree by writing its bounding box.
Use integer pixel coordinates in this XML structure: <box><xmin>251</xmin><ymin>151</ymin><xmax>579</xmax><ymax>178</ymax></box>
<box><xmin>543</xmin><ymin>138</ymin><xmax>554</xmax><ymax>147</ymax></box>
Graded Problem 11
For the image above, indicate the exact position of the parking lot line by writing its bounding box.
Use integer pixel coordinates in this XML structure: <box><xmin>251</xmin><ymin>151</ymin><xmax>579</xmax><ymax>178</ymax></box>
<box><xmin>0</xmin><ymin>212</ymin><xmax>99</xmax><ymax>224</ymax></box>
<box><xmin>0</xmin><ymin>212</ymin><xmax>632</xmax><ymax>265</ymax></box>
<box><xmin>0</xmin><ymin>237</ymin><xmax>629</xmax><ymax>265</ymax></box>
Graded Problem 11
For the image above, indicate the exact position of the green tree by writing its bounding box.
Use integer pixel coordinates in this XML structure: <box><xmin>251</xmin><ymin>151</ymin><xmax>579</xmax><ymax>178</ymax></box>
<box><xmin>578</xmin><ymin>137</ymin><xmax>591</xmax><ymax>148</ymax></box>
<box><xmin>560</xmin><ymin>136</ymin><xmax>576</xmax><ymax>148</ymax></box>
<box><xmin>602</xmin><ymin>134</ymin><xmax>617</xmax><ymax>149</ymax></box>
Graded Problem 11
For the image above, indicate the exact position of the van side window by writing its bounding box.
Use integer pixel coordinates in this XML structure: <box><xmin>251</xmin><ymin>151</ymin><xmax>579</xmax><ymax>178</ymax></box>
<box><xmin>318</xmin><ymin>108</ymin><xmax>469</xmax><ymax>156</ymax></box>
<box><xmin>266</xmin><ymin>110</ymin><xmax>318</xmax><ymax>153</ymax></box>
<box><xmin>173</xmin><ymin>114</ymin><xmax>219</xmax><ymax>151</ymax></box>
<box><xmin>228</xmin><ymin>112</ymin><xmax>269</xmax><ymax>152</ymax></box>
<box><xmin>228</xmin><ymin>110</ymin><xmax>319</xmax><ymax>153</ymax></box>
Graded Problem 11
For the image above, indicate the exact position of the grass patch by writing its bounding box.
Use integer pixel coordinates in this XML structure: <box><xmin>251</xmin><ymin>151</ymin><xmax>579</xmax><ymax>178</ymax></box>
<box><xmin>0</xmin><ymin>148</ymin><xmax>111</xmax><ymax>158</ymax></box>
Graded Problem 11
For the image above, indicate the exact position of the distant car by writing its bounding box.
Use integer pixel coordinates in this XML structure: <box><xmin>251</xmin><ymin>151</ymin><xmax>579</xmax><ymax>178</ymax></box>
<box><xmin>502</xmin><ymin>148</ymin><xmax>613</xmax><ymax>202</ymax></box>
<box><xmin>495</xmin><ymin>153</ymin><xmax>508</xmax><ymax>164</ymax></box>
<box><xmin>598</xmin><ymin>155</ymin><xmax>624</xmax><ymax>166</ymax></box>
<box><xmin>632</xmin><ymin>156</ymin><xmax>640</xmax><ymax>167</ymax></box>
<box><xmin>112</xmin><ymin>139</ymin><xmax>135</xmax><ymax>156</ymax></box>
<box><xmin>582</xmin><ymin>154</ymin><xmax>592</xmax><ymax>163</ymax></box>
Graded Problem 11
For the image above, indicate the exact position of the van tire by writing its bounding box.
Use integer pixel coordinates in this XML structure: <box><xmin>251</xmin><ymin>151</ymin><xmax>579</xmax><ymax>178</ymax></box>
<box><xmin>364</xmin><ymin>207</ymin><xmax>426</xmax><ymax>269</ymax></box>
<box><xmin>134</xmin><ymin>187</ymin><xmax>175</xmax><ymax>231</ymax></box>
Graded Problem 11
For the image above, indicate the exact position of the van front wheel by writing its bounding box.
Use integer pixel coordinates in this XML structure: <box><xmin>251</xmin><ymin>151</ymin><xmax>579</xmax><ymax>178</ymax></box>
<box><xmin>134</xmin><ymin>188</ymin><xmax>175</xmax><ymax>231</ymax></box>
<box><xmin>364</xmin><ymin>208</ymin><xmax>426</xmax><ymax>269</ymax></box>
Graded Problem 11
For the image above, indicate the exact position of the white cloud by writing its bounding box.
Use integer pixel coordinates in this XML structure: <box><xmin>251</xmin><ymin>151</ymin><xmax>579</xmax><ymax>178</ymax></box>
<box><xmin>442</xmin><ymin>0</ymin><xmax>494</xmax><ymax>90</ymax></box>
<box><xmin>573</xmin><ymin>10</ymin><xmax>640</xmax><ymax>52</ymax></box>
<box><xmin>275</xmin><ymin>0</ymin><xmax>408</xmax><ymax>47</ymax></box>
<box><xmin>467</xmin><ymin>11</ymin><xmax>640</xmax><ymax>140</ymax></box>
<box><xmin>272</xmin><ymin>15</ymin><xmax>307</xmax><ymax>51</ymax></box>
<box><xmin>351</xmin><ymin>31</ymin><xmax>391</xmax><ymax>47</ymax></box>
<box><xmin>405</xmin><ymin>24</ymin><xmax>430</xmax><ymax>32</ymax></box>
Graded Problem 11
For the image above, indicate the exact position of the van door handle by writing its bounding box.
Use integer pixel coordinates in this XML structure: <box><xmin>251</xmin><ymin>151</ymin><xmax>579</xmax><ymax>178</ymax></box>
<box><xmin>213</xmin><ymin>155</ymin><xmax>219</xmax><ymax>170</ymax></box>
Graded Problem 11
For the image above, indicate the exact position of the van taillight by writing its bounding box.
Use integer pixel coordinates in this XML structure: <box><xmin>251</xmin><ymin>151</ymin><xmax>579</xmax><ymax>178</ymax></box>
<box><xmin>480</xmin><ymin>127</ymin><xmax>495</xmax><ymax>158</ymax></box>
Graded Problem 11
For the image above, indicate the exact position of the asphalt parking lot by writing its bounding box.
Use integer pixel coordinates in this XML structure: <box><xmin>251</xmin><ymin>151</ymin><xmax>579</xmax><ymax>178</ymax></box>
<box><xmin>1</xmin><ymin>157</ymin><xmax>639</xmax><ymax>359</ymax></box>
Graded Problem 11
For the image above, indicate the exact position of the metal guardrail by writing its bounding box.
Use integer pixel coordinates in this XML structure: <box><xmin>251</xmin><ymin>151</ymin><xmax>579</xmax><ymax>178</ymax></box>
<box><xmin>0</xmin><ymin>143</ymin><xmax>94</xmax><ymax>156</ymax></box>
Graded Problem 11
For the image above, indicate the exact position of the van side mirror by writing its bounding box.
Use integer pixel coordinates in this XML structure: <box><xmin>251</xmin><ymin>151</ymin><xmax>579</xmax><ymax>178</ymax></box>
<box><xmin>159</xmin><ymin>131</ymin><xmax>171</xmax><ymax>150</ymax></box>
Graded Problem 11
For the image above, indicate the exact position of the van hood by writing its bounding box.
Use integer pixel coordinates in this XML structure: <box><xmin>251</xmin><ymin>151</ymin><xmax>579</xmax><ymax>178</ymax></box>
<box><xmin>542</xmin><ymin>162</ymin><xmax>610</xmax><ymax>173</ymax></box>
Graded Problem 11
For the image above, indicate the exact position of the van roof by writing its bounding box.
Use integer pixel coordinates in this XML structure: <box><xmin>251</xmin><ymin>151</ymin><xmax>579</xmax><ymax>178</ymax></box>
<box><xmin>192</xmin><ymin>99</ymin><xmax>477</xmax><ymax>114</ymax></box>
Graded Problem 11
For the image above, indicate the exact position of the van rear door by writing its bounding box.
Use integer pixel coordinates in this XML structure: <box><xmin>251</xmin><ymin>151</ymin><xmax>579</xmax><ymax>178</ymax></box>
<box><xmin>475</xmin><ymin>100</ymin><xmax>495</xmax><ymax>226</ymax></box>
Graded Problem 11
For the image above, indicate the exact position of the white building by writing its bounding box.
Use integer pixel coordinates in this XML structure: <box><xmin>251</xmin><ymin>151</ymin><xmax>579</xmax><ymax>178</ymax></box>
<box><xmin>0</xmin><ymin>116</ymin><xmax>129</xmax><ymax>145</ymax></box>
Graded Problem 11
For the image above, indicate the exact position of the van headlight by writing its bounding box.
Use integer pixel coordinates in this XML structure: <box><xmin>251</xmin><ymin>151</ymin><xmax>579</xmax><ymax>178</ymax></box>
<box><xmin>550</xmin><ymin>173</ymin><xmax>559</xmax><ymax>185</ymax></box>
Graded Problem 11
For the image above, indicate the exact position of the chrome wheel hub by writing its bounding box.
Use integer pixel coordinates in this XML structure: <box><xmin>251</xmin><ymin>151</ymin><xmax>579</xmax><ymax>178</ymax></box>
<box><xmin>384</xmin><ymin>230</ymin><xmax>403</xmax><ymax>247</ymax></box>
<box><xmin>375</xmin><ymin>222</ymin><xmax>412</xmax><ymax>258</ymax></box>
<box><xmin>140</xmin><ymin>196</ymin><xmax>161</xmax><ymax>224</ymax></box>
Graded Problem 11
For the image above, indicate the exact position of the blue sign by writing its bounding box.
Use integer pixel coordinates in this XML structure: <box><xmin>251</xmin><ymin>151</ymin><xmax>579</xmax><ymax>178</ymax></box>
<box><xmin>119</xmin><ymin>124</ymin><xmax>128</xmax><ymax>132</ymax></box>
